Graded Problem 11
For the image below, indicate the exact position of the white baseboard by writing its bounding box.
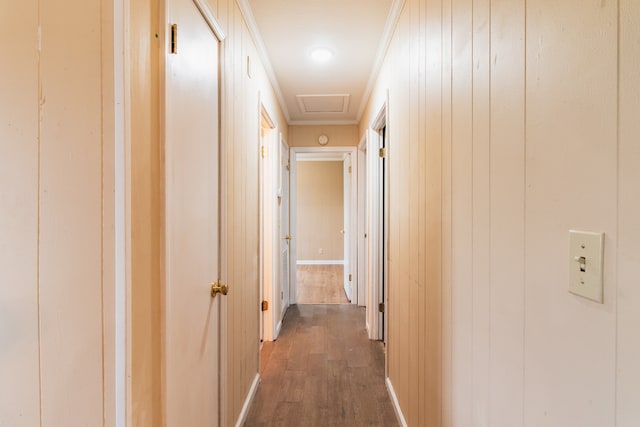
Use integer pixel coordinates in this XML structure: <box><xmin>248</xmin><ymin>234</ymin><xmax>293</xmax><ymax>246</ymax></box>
<box><xmin>386</xmin><ymin>377</ymin><xmax>408</xmax><ymax>427</ymax></box>
<box><xmin>235</xmin><ymin>373</ymin><xmax>260</xmax><ymax>427</ymax></box>
<box><xmin>297</xmin><ymin>260</ymin><xmax>344</xmax><ymax>265</ymax></box>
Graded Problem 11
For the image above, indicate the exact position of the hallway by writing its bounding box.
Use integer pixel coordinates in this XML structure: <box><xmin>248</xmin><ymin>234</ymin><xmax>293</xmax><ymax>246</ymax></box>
<box><xmin>245</xmin><ymin>305</ymin><xmax>398</xmax><ymax>426</ymax></box>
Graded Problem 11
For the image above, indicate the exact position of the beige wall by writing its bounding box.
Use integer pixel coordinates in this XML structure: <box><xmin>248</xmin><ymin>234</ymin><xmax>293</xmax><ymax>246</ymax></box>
<box><xmin>289</xmin><ymin>124</ymin><xmax>359</xmax><ymax>147</ymax></box>
<box><xmin>1</xmin><ymin>0</ymin><xmax>115</xmax><ymax>425</ymax></box>
<box><xmin>297</xmin><ymin>161</ymin><xmax>344</xmax><ymax>261</ymax></box>
<box><xmin>360</xmin><ymin>0</ymin><xmax>640</xmax><ymax>426</ymax></box>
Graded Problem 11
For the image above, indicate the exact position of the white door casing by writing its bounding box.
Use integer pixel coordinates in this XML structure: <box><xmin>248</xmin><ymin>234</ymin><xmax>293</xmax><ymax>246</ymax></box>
<box><xmin>279</xmin><ymin>136</ymin><xmax>291</xmax><ymax>320</ymax></box>
<box><xmin>343</xmin><ymin>153</ymin><xmax>353</xmax><ymax>301</ymax></box>
<box><xmin>357</xmin><ymin>137</ymin><xmax>367</xmax><ymax>308</ymax></box>
<box><xmin>164</xmin><ymin>0</ymin><xmax>224</xmax><ymax>424</ymax></box>
<box><xmin>259</xmin><ymin>106</ymin><xmax>280</xmax><ymax>341</ymax></box>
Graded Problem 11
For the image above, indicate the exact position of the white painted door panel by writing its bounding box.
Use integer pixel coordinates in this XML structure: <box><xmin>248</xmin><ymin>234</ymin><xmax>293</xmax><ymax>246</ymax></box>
<box><xmin>165</xmin><ymin>0</ymin><xmax>221</xmax><ymax>424</ymax></box>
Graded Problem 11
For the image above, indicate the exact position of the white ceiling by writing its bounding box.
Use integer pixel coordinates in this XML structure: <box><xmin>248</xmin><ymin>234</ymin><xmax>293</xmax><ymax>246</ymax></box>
<box><xmin>241</xmin><ymin>0</ymin><xmax>401</xmax><ymax>125</ymax></box>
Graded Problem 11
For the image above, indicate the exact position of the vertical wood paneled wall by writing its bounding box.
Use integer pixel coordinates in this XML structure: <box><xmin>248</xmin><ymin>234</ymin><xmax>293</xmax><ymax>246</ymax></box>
<box><xmin>1</xmin><ymin>0</ymin><xmax>115</xmax><ymax>425</ymax></box>
<box><xmin>360</xmin><ymin>0</ymin><xmax>640</xmax><ymax>426</ymax></box>
<box><xmin>214</xmin><ymin>1</ymin><xmax>288</xmax><ymax>423</ymax></box>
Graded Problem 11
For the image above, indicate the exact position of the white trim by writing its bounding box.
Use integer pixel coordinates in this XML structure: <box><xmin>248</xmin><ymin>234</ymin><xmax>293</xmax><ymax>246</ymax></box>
<box><xmin>192</xmin><ymin>0</ymin><xmax>225</xmax><ymax>40</ymax></box>
<box><xmin>234</xmin><ymin>374</ymin><xmax>261</xmax><ymax>427</ymax></box>
<box><xmin>356</xmin><ymin>0</ymin><xmax>406</xmax><ymax>122</ymax></box>
<box><xmin>288</xmin><ymin>119</ymin><xmax>359</xmax><ymax>126</ymax></box>
<box><xmin>356</xmin><ymin>137</ymin><xmax>367</xmax><ymax>306</ymax></box>
<box><xmin>236</xmin><ymin>0</ymin><xmax>291</xmax><ymax>123</ymax></box>
<box><xmin>386</xmin><ymin>378</ymin><xmax>408</xmax><ymax>427</ymax></box>
<box><xmin>297</xmin><ymin>260</ymin><xmax>345</xmax><ymax>265</ymax></box>
<box><xmin>292</xmin><ymin>146</ymin><xmax>356</xmax><ymax>154</ymax></box>
<box><xmin>297</xmin><ymin>155</ymin><xmax>346</xmax><ymax>162</ymax></box>
<box><xmin>259</xmin><ymin>103</ymin><xmax>280</xmax><ymax>342</ymax></box>
<box><xmin>114</xmin><ymin>0</ymin><xmax>127</xmax><ymax>425</ymax></box>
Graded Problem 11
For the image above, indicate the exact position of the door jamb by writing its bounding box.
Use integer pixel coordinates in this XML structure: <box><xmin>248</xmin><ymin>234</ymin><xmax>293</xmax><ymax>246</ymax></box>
<box><xmin>367</xmin><ymin>100</ymin><xmax>388</xmax><ymax>346</ymax></box>
<box><xmin>259</xmin><ymin>102</ymin><xmax>279</xmax><ymax>342</ymax></box>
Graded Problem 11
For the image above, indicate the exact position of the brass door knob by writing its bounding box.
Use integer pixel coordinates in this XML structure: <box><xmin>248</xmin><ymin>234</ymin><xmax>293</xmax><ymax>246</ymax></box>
<box><xmin>211</xmin><ymin>280</ymin><xmax>228</xmax><ymax>298</ymax></box>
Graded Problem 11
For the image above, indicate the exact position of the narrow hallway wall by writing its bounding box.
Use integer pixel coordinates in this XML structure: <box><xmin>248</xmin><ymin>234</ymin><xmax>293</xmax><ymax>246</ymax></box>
<box><xmin>1</xmin><ymin>0</ymin><xmax>116</xmax><ymax>425</ymax></box>
<box><xmin>360</xmin><ymin>0</ymin><xmax>640</xmax><ymax>426</ymax></box>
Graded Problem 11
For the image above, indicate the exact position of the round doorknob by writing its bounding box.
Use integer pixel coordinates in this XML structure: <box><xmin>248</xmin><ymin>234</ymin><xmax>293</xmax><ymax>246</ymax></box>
<box><xmin>211</xmin><ymin>281</ymin><xmax>228</xmax><ymax>298</ymax></box>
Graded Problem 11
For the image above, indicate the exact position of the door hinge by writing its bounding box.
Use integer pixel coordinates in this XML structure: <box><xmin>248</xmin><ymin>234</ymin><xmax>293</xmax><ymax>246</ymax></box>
<box><xmin>348</xmin><ymin>166</ymin><xmax>352</xmax><ymax>173</ymax></box>
<box><xmin>379</xmin><ymin>147</ymin><xmax>386</xmax><ymax>158</ymax></box>
<box><xmin>169</xmin><ymin>24</ymin><xmax>178</xmax><ymax>54</ymax></box>
<box><xmin>348</xmin><ymin>274</ymin><xmax>352</xmax><ymax>282</ymax></box>
<box><xmin>261</xmin><ymin>300</ymin><xmax>269</xmax><ymax>311</ymax></box>
<box><xmin>379</xmin><ymin>302</ymin><xmax>385</xmax><ymax>313</ymax></box>
<box><xmin>261</xmin><ymin>146</ymin><xmax>266</xmax><ymax>158</ymax></box>
<box><xmin>281</xmin><ymin>291</ymin><xmax>283</xmax><ymax>299</ymax></box>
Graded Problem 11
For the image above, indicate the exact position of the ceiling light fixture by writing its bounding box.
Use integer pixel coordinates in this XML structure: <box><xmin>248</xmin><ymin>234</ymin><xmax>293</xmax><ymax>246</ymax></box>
<box><xmin>310</xmin><ymin>47</ymin><xmax>333</xmax><ymax>62</ymax></box>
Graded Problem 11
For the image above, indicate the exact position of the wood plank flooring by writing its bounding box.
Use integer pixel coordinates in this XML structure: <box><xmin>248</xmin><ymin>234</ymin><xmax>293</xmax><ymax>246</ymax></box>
<box><xmin>296</xmin><ymin>265</ymin><xmax>349</xmax><ymax>304</ymax></box>
<box><xmin>245</xmin><ymin>305</ymin><xmax>399</xmax><ymax>427</ymax></box>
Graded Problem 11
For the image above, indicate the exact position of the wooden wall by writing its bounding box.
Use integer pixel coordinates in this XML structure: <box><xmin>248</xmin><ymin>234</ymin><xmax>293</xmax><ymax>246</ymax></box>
<box><xmin>360</xmin><ymin>0</ymin><xmax>640</xmax><ymax>426</ymax></box>
<box><xmin>0</xmin><ymin>0</ymin><xmax>115</xmax><ymax>425</ymax></box>
<box><xmin>215</xmin><ymin>1</ymin><xmax>288</xmax><ymax>423</ymax></box>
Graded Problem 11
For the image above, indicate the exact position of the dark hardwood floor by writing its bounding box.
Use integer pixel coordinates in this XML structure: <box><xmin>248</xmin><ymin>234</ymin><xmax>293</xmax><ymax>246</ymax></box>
<box><xmin>244</xmin><ymin>305</ymin><xmax>399</xmax><ymax>427</ymax></box>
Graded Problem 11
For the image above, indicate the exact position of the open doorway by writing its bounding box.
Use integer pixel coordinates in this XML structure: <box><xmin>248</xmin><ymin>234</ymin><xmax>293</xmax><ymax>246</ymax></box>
<box><xmin>290</xmin><ymin>147</ymin><xmax>358</xmax><ymax>306</ymax></box>
<box><xmin>366</xmin><ymin>104</ymin><xmax>388</xmax><ymax>342</ymax></box>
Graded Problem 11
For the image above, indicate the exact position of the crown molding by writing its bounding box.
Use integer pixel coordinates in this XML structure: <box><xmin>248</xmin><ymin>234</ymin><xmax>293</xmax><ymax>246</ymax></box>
<box><xmin>236</xmin><ymin>0</ymin><xmax>292</xmax><ymax>123</ymax></box>
<box><xmin>356</xmin><ymin>0</ymin><xmax>406</xmax><ymax>122</ymax></box>
<box><xmin>288</xmin><ymin>119</ymin><xmax>359</xmax><ymax>126</ymax></box>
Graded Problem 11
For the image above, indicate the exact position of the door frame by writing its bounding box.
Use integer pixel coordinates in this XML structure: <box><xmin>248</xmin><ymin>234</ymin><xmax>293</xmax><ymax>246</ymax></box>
<box><xmin>366</xmin><ymin>100</ymin><xmax>388</xmax><ymax>343</ymax></box>
<box><xmin>278</xmin><ymin>134</ymin><xmax>291</xmax><ymax>322</ymax></box>
<box><xmin>357</xmin><ymin>135</ymin><xmax>367</xmax><ymax>308</ymax></box>
<box><xmin>289</xmin><ymin>146</ymin><xmax>359</xmax><ymax>306</ymax></box>
<box><xmin>259</xmin><ymin>101</ymin><xmax>280</xmax><ymax>342</ymax></box>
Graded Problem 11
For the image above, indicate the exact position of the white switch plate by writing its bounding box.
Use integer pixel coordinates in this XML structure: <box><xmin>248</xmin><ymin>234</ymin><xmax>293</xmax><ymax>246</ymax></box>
<box><xmin>569</xmin><ymin>230</ymin><xmax>604</xmax><ymax>303</ymax></box>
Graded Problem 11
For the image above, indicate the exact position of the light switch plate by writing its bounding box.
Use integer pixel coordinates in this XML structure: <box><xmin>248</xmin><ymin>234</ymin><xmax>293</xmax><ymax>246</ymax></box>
<box><xmin>569</xmin><ymin>230</ymin><xmax>604</xmax><ymax>303</ymax></box>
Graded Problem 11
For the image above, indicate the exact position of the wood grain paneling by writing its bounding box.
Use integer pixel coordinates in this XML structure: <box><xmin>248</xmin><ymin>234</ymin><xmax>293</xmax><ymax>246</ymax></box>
<box><xmin>38</xmin><ymin>0</ymin><xmax>105</xmax><ymax>423</ymax></box>
<box><xmin>219</xmin><ymin>1</ymin><xmax>288</xmax><ymax>424</ymax></box>
<box><xmin>450</xmin><ymin>0</ymin><xmax>473</xmax><ymax>424</ymax></box>
<box><xmin>361</xmin><ymin>0</ymin><xmax>637</xmax><ymax>426</ymax></box>
<box><xmin>525</xmin><ymin>1</ymin><xmax>618</xmax><ymax>425</ymax></box>
<box><xmin>488</xmin><ymin>0</ymin><xmax>525</xmax><ymax>425</ymax></box>
<box><xmin>617</xmin><ymin>1</ymin><xmax>640</xmax><ymax>425</ymax></box>
<box><xmin>1</xmin><ymin>0</ymin><xmax>115</xmax><ymax>424</ymax></box>
<box><xmin>0</xmin><ymin>1</ymin><xmax>40</xmax><ymax>425</ymax></box>
<box><xmin>128</xmin><ymin>0</ymin><xmax>162</xmax><ymax>424</ymax></box>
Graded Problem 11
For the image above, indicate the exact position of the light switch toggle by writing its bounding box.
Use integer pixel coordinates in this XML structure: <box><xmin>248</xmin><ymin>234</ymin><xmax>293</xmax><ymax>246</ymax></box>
<box><xmin>569</xmin><ymin>230</ymin><xmax>604</xmax><ymax>303</ymax></box>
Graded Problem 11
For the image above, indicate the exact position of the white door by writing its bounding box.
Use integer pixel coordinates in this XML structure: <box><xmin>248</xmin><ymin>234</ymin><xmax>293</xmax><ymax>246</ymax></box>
<box><xmin>343</xmin><ymin>153</ymin><xmax>352</xmax><ymax>301</ymax></box>
<box><xmin>279</xmin><ymin>138</ymin><xmax>291</xmax><ymax>319</ymax></box>
<box><xmin>165</xmin><ymin>0</ymin><xmax>222</xmax><ymax>424</ymax></box>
